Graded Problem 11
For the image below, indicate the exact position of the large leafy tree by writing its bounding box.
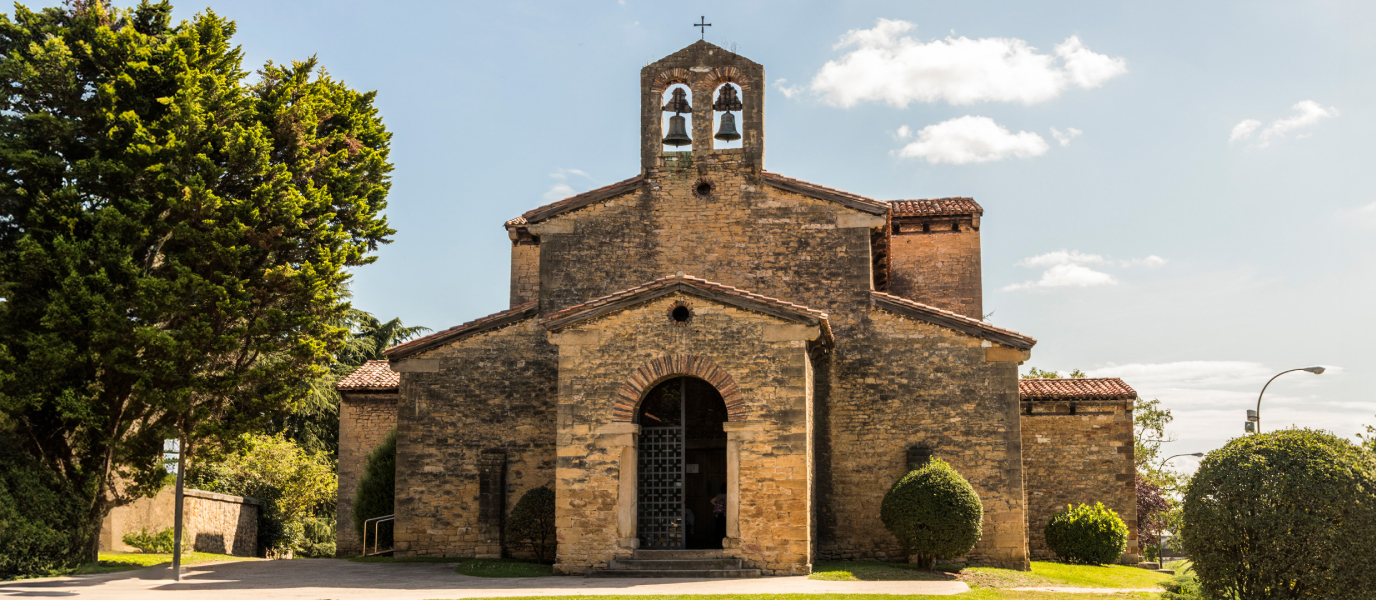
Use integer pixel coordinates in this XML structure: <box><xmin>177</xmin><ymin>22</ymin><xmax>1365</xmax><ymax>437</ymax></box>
<box><xmin>0</xmin><ymin>0</ymin><xmax>393</xmax><ymax>559</ymax></box>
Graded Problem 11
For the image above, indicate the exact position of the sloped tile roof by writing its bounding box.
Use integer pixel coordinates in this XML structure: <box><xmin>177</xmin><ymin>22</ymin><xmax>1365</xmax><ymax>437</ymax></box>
<box><xmin>541</xmin><ymin>275</ymin><xmax>833</xmax><ymax>345</ymax></box>
<box><xmin>869</xmin><ymin>291</ymin><xmax>1037</xmax><ymax>350</ymax></box>
<box><xmin>336</xmin><ymin>360</ymin><xmax>399</xmax><ymax>391</ymax></box>
<box><xmin>1019</xmin><ymin>377</ymin><xmax>1137</xmax><ymax>401</ymax></box>
<box><xmin>761</xmin><ymin>172</ymin><xmax>889</xmax><ymax>215</ymax></box>
<box><xmin>516</xmin><ymin>176</ymin><xmax>645</xmax><ymax>225</ymax></box>
<box><xmin>888</xmin><ymin>197</ymin><xmax>983</xmax><ymax>217</ymax></box>
<box><xmin>384</xmin><ymin>301</ymin><xmax>539</xmax><ymax>360</ymax></box>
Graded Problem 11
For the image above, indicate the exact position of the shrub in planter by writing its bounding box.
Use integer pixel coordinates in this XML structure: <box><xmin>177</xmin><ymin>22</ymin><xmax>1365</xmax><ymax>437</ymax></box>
<box><xmin>1044</xmin><ymin>502</ymin><xmax>1128</xmax><ymax>565</ymax></box>
<box><xmin>879</xmin><ymin>458</ymin><xmax>983</xmax><ymax>569</ymax></box>
<box><xmin>352</xmin><ymin>429</ymin><xmax>396</xmax><ymax>552</ymax></box>
<box><xmin>506</xmin><ymin>486</ymin><xmax>556</xmax><ymax>563</ymax></box>
<box><xmin>1181</xmin><ymin>429</ymin><xmax>1376</xmax><ymax>600</ymax></box>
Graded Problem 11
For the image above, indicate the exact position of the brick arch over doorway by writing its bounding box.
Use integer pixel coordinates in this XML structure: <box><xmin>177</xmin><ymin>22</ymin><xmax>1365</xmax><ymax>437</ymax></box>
<box><xmin>612</xmin><ymin>354</ymin><xmax>746</xmax><ymax>422</ymax></box>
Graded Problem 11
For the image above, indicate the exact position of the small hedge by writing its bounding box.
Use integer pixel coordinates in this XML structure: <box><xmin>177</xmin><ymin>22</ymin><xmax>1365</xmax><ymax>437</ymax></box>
<box><xmin>1044</xmin><ymin>502</ymin><xmax>1128</xmax><ymax>565</ymax></box>
<box><xmin>0</xmin><ymin>435</ymin><xmax>89</xmax><ymax>579</ymax></box>
<box><xmin>879</xmin><ymin>458</ymin><xmax>983</xmax><ymax>569</ymax></box>
<box><xmin>506</xmin><ymin>486</ymin><xmax>555</xmax><ymax>563</ymax></box>
<box><xmin>122</xmin><ymin>527</ymin><xmax>189</xmax><ymax>554</ymax></box>
<box><xmin>353</xmin><ymin>429</ymin><xmax>396</xmax><ymax>551</ymax></box>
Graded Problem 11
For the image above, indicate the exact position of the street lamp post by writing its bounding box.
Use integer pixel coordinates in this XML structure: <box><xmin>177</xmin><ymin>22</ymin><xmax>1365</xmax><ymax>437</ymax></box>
<box><xmin>1157</xmin><ymin>452</ymin><xmax>1204</xmax><ymax>471</ymax></box>
<box><xmin>1148</xmin><ymin>453</ymin><xmax>1203</xmax><ymax>562</ymax></box>
<box><xmin>1254</xmin><ymin>366</ymin><xmax>1325</xmax><ymax>433</ymax></box>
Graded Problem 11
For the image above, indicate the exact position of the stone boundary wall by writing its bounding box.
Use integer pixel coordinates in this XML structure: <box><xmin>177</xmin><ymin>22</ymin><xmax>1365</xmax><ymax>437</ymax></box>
<box><xmin>100</xmin><ymin>487</ymin><xmax>259</xmax><ymax>556</ymax></box>
<box><xmin>1020</xmin><ymin>399</ymin><xmax>1138</xmax><ymax>563</ymax></box>
<box><xmin>336</xmin><ymin>391</ymin><xmax>398</xmax><ymax>557</ymax></box>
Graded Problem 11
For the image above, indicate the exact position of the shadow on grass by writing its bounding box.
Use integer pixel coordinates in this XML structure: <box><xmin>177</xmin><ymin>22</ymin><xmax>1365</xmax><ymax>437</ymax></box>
<box><xmin>455</xmin><ymin>558</ymin><xmax>554</xmax><ymax>578</ymax></box>
<box><xmin>810</xmin><ymin>561</ymin><xmax>959</xmax><ymax>582</ymax></box>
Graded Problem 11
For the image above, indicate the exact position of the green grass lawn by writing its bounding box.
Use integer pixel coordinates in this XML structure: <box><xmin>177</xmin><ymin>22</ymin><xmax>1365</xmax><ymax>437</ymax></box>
<box><xmin>455</xmin><ymin>558</ymin><xmax>554</xmax><ymax>577</ymax></box>
<box><xmin>813</xmin><ymin>559</ymin><xmax>1169</xmax><ymax>591</ymax></box>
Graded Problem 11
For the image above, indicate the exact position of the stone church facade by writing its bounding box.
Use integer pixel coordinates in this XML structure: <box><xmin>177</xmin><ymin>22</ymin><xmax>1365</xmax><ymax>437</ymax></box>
<box><xmin>335</xmin><ymin>40</ymin><xmax>1140</xmax><ymax>575</ymax></box>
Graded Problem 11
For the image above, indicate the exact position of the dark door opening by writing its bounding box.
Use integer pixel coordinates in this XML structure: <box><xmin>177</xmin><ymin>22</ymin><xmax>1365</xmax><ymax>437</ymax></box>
<box><xmin>636</xmin><ymin>376</ymin><xmax>727</xmax><ymax>550</ymax></box>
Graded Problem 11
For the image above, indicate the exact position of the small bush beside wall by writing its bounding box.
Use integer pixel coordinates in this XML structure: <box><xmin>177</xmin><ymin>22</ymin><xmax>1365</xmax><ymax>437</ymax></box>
<box><xmin>1044</xmin><ymin>502</ymin><xmax>1128</xmax><ymax>565</ymax></box>
<box><xmin>879</xmin><ymin>458</ymin><xmax>983</xmax><ymax>569</ymax></box>
<box><xmin>352</xmin><ymin>429</ymin><xmax>396</xmax><ymax>553</ymax></box>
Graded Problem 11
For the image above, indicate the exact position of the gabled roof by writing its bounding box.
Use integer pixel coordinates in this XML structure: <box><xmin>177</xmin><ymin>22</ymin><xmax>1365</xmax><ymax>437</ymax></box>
<box><xmin>1019</xmin><ymin>377</ymin><xmax>1137</xmax><ymax>401</ymax></box>
<box><xmin>869</xmin><ymin>291</ymin><xmax>1036</xmax><ymax>350</ymax></box>
<box><xmin>650</xmin><ymin>39</ymin><xmax>762</xmax><ymax>68</ymax></box>
<box><xmin>762</xmin><ymin>172</ymin><xmax>889</xmax><ymax>215</ymax></box>
<box><xmin>517</xmin><ymin>176</ymin><xmax>645</xmax><ymax>225</ymax></box>
<box><xmin>384</xmin><ymin>301</ymin><xmax>539</xmax><ymax>360</ymax></box>
<box><xmin>541</xmin><ymin>275</ymin><xmax>834</xmax><ymax>345</ymax></box>
<box><xmin>336</xmin><ymin>360</ymin><xmax>399</xmax><ymax>392</ymax></box>
<box><xmin>888</xmin><ymin>198</ymin><xmax>983</xmax><ymax>217</ymax></box>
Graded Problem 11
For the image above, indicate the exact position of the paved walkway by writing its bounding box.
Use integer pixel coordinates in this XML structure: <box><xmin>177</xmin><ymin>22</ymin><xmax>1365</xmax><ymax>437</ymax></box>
<box><xmin>0</xmin><ymin>559</ymin><xmax>970</xmax><ymax>599</ymax></box>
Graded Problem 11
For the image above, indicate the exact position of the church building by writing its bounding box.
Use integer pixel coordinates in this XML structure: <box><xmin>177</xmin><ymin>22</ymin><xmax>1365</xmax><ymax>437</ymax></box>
<box><xmin>334</xmin><ymin>40</ymin><xmax>1141</xmax><ymax>576</ymax></box>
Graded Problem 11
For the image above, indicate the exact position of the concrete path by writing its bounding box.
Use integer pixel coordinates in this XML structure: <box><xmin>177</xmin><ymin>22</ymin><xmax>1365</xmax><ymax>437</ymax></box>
<box><xmin>1010</xmin><ymin>587</ymin><xmax>1162</xmax><ymax>594</ymax></box>
<box><xmin>0</xmin><ymin>559</ymin><xmax>971</xmax><ymax>599</ymax></box>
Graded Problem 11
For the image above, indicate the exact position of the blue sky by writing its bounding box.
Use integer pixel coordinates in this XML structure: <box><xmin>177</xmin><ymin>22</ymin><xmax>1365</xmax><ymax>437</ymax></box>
<box><xmin>156</xmin><ymin>0</ymin><xmax>1374</xmax><ymax>469</ymax></box>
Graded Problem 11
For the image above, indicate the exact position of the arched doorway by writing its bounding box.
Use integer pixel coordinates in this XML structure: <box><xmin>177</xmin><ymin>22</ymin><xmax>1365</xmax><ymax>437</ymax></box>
<box><xmin>635</xmin><ymin>376</ymin><xmax>728</xmax><ymax>549</ymax></box>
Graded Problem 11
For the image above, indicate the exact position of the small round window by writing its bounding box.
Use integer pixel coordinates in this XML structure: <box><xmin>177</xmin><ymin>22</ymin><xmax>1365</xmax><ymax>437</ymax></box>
<box><xmin>692</xmin><ymin>178</ymin><xmax>714</xmax><ymax>198</ymax></box>
<box><xmin>668</xmin><ymin>302</ymin><xmax>693</xmax><ymax>326</ymax></box>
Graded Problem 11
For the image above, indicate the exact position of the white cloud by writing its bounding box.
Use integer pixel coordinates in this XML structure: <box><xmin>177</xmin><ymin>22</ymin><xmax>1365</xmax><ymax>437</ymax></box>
<box><xmin>1049</xmin><ymin>127</ymin><xmax>1082</xmax><ymax>146</ymax></box>
<box><xmin>896</xmin><ymin>116</ymin><xmax>1049</xmax><ymax>164</ymax></box>
<box><xmin>543</xmin><ymin>168</ymin><xmax>594</xmax><ymax>201</ymax></box>
<box><xmin>1002</xmin><ymin>264</ymin><xmax>1116</xmax><ymax>291</ymax></box>
<box><xmin>809</xmin><ymin>19</ymin><xmax>1126</xmax><ymax>107</ymax></box>
<box><xmin>1088</xmin><ymin>361</ymin><xmax>1277</xmax><ymax>389</ymax></box>
<box><xmin>1229</xmin><ymin>101</ymin><xmax>1338</xmax><ymax>147</ymax></box>
<box><xmin>1004</xmin><ymin>249</ymin><xmax>1166</xmax><ymax>290</ymax></box>
<box><xmin>1229</xmin><ymin>119</ymin><xmax>1260</xmax><ymax>144</ymax></box>
<box><xmin>893</xmin><ymin>124</ymin><xmax>913</xmax><ymax>140</ymax></box>
<box><xmin>1353</xmin><ymin>202</ymin><xmax>1376</xmax><ymax>230</ymax></box>
<box><xmin>773</xmin><ymin>78</ymin><xmax>801</xmax><ymax>99</ymax></box>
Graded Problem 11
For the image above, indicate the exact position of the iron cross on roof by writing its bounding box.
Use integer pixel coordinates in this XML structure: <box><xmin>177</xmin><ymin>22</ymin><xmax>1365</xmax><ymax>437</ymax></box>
<box><xmin>694</xmin><ymin>16</ymin><xmax>711</xmax><ymax>40</ymax></box>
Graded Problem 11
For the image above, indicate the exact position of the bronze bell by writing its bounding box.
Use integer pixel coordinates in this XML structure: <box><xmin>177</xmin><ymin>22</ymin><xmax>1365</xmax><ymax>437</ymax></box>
<box><xmin>714</xmin><ymin>111</ymin><xmax>741</xmax><ymax>142</ymax></box>
<box><xmin>663</xmin><ymin>114</ymin><xmax>692</xmax><ymax>147</ymax></box>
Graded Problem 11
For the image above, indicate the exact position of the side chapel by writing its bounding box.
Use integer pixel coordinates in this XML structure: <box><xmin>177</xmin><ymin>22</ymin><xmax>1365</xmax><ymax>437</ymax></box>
<box><xmin>334</xmin><ymin>40</ymin><xmax>1141</xmax><ymax>576</ymax></box>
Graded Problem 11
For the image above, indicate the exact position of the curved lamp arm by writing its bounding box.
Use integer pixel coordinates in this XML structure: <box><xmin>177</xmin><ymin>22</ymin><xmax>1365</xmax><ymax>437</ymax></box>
<box><xmin>1255</xmin><ymin>366</ymin><xmax>1325</xmax><ymax>433</ymax></box>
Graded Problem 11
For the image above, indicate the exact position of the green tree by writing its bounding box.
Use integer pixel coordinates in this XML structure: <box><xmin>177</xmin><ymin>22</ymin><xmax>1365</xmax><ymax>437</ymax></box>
<box><xmin>1133</xmin><ymin>398</ymin><xmax>1180</xmax><ymax>488</ymax></box>
<box><xmin>1181</xmin><ymin>429</ymin><xmax>1376</xmax><ymax>600</ymax></box>
<box><xmin>0</xmin><ymin>1</ymin><xmax>393</xmax><ymax>562</ymax></box>
<box><xmin>187</xmin><ymin>433</ymin><xmax>336</xmax><ymax>556</ymax></box>
<box><xmin>352</xmin><ymin>429</ymin><xmax>395</xmax><ymax>553</ymax></box>
<box><xmin>1359</xmin><ymin>416</ymin><xmax>1375</xmax><ymax>455</ymax></box>
<box><xmin>879</xmin><ymin>458</ymin><xmax>983</xmax><ymax>570</ymax></box>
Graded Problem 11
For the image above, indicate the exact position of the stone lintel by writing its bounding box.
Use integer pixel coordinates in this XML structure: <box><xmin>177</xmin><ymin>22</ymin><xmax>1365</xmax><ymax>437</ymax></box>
<box><xmin>762</xmin><ymin>323</ymin><xmax>821</xmax><ymax>342</ymax></box>
<box><xmin>595</xmin><ymin>422</ymin><xmax>642</xmax><ymax>435</ymax></box>
<box><xmin>391</xmin><ymin>358</ymin><xmax>440</xmax><ymax>373</ymax></box>
<box><xmin>723</xmin><ymin>420</ymin><xmax>766</xmax><ymax>441</ymax></box>
<box><xmin>835</xmin><ymin>213</ymin><xmax>887</xmax><ymax>229</ymax></box>
<box><xmin>548</xmin><ymin>330</ymin><xmax>601</xmax><ymax>346</ymax></box>
<box><xmin>985</xmin><ymin>346</ymin><xmax>1031</xmax><ymax>363</ymax></box>
<box><xmin>527</xmin><ymin>219</ymin><xmax>575</xmax><ymax>235</ymax></box>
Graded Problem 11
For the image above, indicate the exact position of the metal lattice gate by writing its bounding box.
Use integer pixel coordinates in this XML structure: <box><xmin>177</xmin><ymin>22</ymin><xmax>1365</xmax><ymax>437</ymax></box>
<box><xmin>637</xmin><ymin>426</ymin><xmax>685</xmax><ymax>549</ymax></box>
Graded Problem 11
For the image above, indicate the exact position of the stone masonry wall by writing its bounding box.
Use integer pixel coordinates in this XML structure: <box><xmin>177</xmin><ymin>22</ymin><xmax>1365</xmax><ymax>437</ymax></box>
<box><xmin>101</xmin><ymin>487</ymin><xmax>258</xmax><ymax>557</ymax></box>
<box><xmin>887</xmin><ymin>224</ymin><xmax>982</xmax><ymax>320</ymax></box>
<box><xmin>393</xmin><ymin>319</ymin><xmax>558</xmax><ymax>558</ymax></box>
<box><xmin>336</xmin><ymin>392</ymin><xmax>398</xmax><ymax>556</ymax></box>
<box><xmin>510</xmin><ymin>239</ymin><xmax>540</xmax><ymax>308</ymax></box>
<box><xmin>1021</xmin><ymin>400</ymin><xmax>1138</xmax><ymax>562</ymax></box>
<box><xmin>548</xmin><ymin>292</ymin><xmax>815</xmax><ymax>576</ymax></box>
<box><xmin>818</xmin><ymin>308</ymin><xmax>1029</xmax><ymax>569</ymax></box>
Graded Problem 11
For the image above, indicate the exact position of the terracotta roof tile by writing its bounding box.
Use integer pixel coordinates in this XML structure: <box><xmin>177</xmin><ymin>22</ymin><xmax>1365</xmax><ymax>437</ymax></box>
<box><xmin>1019</xmin><ymin>377</ymin><xmax>1137</xmax><ymax>401</ymax></box>
<box><xmin>541</xmin><ymin>275</ymin><xmax>834</xmax><ymax>345</ymax></box>
<box><xmin>761</xmin><ymin>172</ymin><xmax>889</xmax><ymax>215</ymax></box>
<box><xmin>336</xmin><ymin>360</ymin><xmax>399</xmax><ymax>391</ymax></box>
<box><xmin>384</xmin><ymin>301</ymin><xmax>539</xmax><ymax>359</ymax></box>
<box><xmin>870</xmin><ymin>291</ymin><xmax>1036</xmax><ymax>350</ymax></box>
<box><xmin>517</xmin><ymin>175</ymin><xmax>644</xmax><ymax>224</ymax></box>
<box><xmin>888</xmin><ymin>197</ymin><xmax>983</xmax><ymax>217</ymax></box>
<box><xmin>504</xmin><ymin>216</ymin><xmax>527</xmax><ymax>228</ymax></box>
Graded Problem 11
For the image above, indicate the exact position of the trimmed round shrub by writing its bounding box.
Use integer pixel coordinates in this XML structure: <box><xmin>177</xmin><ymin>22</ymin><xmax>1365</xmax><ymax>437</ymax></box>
<box><xmin>353</xmin><ymin>429</ymin><xmax>396</xmax><ymax>552</ymax></box>
<box><xmin>1044</xmin><ymin>502</ymin><xmax>1128</xmax><ymax>565</ymax></box>
<box><xmin>880</xmin><ymin>458</ymin><xmax>983</xmax><ymax>569</ymax></box>
<box><xmin>1181</xmin><ymin>429</ymin><xmax>1376</xmax><ymax>600</ymax></box>
<box><xmin>506</xmin><ymin>486</ymin><xmax>556</xmax><ymax>563</ymax></box>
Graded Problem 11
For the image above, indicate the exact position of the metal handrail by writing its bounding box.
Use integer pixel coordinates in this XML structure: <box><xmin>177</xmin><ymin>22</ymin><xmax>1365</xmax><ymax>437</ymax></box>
<box><xmin>362</xmin><ymin>514</ymin><xmax>395</xmax><ymax>556</ymax></box>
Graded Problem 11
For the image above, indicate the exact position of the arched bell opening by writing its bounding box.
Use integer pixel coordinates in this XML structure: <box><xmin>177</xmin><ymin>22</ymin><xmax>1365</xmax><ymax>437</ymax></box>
<box><xmin>660</xmin><ymin>84</ymin><xmax>694</xmax><ymax>152</ymax></box>
<box><xmin>634</xmin><ymin>376</ymin><xmax>728</xmax><ymax>550</ymax></box>
<box><xmin>710</xmin><ymin>83</ymin><xmax>743</xmax><ymax>150</ymax></box>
